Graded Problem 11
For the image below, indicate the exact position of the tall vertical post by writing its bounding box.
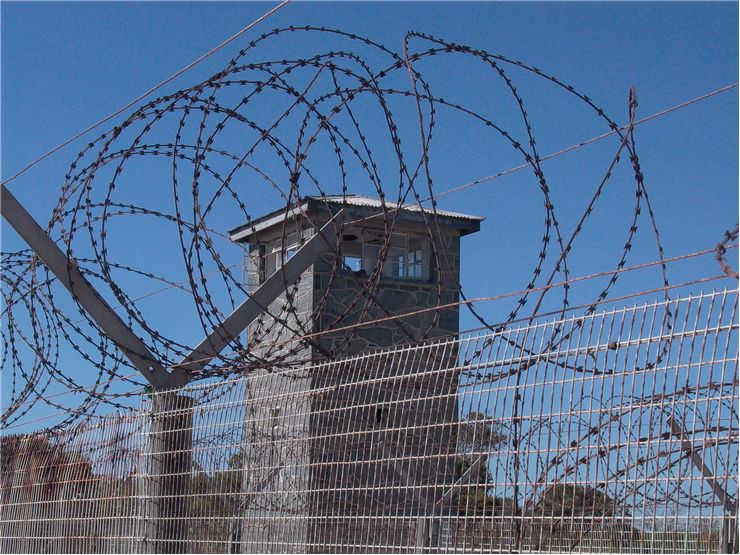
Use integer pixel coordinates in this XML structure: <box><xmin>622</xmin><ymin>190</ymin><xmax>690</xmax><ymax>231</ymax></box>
<box><xmin>415</xmin><ymin>518</ymin><xmax>441</xmax><ymax>553</ymax></box>
<box><xmin>140</xmin><ymin>393</ymin><xmax>194</xmax><ymax>554</ymax></box>
<box><xmin>720</xmin><ymin>516</ymin><xmax>737</xmax><ymax>555</ymax></box>
<box><xmin>2</xmin><ymin>185</ymin><xmax>341</xmax><ymax>552</ymax></box>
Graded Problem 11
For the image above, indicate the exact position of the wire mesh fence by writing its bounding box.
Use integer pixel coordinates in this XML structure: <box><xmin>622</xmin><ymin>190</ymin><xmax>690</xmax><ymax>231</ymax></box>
<box><xmin>1</xmin><ymin>289</ymin><xmax>738</xmax><ymax>553</ymax></box>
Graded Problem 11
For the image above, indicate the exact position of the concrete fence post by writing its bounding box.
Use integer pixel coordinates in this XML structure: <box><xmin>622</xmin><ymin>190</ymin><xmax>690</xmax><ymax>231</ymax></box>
<box><xmin>415</xmin><ymin>517</ymin><xmax>440</xmax><ymax>553</ymax></box>
<box><xmin>139</xmin><ymin>393</ymin><xmax>194</xmax><ymax>554</ymax></box>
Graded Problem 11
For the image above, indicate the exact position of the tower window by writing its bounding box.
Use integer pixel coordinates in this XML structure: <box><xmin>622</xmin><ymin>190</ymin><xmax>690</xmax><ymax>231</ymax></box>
<box><xmin>342</xmin><ymin>255</ymin><xmax>362</xmax><ymax>272</ymax></box>
<box><xmin>249</xmin><ymin>229</ymin><xmax>310</xmax><ymax>286</ymax></box>
<box><xmin>341</xmin><ymin>228</ymin><xmax>430</xmax><ymax>281</ymax></box>
<box><xmin>374</xmin><ymin>405</ymin><xmax>390</xmax><ymax>425</ymax></box>
<box><xmin>249</xmin><ymin>227</ymin><xmax>432</xmax><ymax>287</ymax></box>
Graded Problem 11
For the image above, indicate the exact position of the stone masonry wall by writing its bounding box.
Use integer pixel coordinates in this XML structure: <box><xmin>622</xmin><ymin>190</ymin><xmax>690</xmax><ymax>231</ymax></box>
<box><xmin>241</xmin><ymin>262</ymin><xmax>316</xmax><ymax>553</ymax></box>
<box><xmin>313</xmin><ymin>232</ymin><xmax>460</xmax><ymax>356</ymax></box>
<box><xmin>242</xmin><ymin>226</ymin><xmax>464</xmax><ymax>552</ymax></box>
<box><xmin>306</xmin><ymin>232</ymin><xmax>462</xmax><ymax>551</ymax></box>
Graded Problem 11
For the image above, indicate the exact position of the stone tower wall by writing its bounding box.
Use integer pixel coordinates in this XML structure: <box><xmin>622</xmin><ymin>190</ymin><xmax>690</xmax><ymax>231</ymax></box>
<box><xmin>242</xmin><ymin>259</ymin><xmax>316</xmax><ymax>553</ymax></box>
<box><xmin>241</xmin><ymin>221</ymin><xmax>465</xmax><ymax>552</ymax></box>
<box><xmin>306</xmin><ymin>231</ymin><xmax>463</xmax><ymax>550</ymax></box>
<box><xmin>313</xmin><ymin>232</ymin><xmax>461</xmax><ymax>355</ymax></box>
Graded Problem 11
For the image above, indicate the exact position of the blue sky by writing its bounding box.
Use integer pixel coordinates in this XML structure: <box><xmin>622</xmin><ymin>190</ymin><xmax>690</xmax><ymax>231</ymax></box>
<box><xmin>1</xmin><ymin>2</ymin><xmax>738</xmax><ymax>427</ymax></box>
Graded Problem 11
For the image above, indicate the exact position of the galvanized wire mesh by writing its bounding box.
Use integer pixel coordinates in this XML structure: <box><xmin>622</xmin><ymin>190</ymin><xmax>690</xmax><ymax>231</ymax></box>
<box><xmin>1</xmin><ymin>289</ymin><xmax>737</xmax><ymax>553</ymax></box>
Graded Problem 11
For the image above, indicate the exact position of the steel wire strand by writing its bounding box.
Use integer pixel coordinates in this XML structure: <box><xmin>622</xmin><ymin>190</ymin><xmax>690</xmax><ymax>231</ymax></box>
<box><xmin>2</xmin><ymin>26</ymin><xmax>734</xmax><ymax>433</ymax></box>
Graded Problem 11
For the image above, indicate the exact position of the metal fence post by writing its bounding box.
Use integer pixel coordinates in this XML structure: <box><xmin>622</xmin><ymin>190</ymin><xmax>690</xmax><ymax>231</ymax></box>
<box><xmin>140</xmin><ymin>392</ymin><xmax>194</xmax><ymax>554</ymax></box>
<box><xmin>720</xmin><ymin>516</ymin><xmax>737</xmax><ymax>554</ymax></box>
<box><xmin>415</xmin><ymin>517</ymin><xmax>440</xmax><ymax>553</ymax></box>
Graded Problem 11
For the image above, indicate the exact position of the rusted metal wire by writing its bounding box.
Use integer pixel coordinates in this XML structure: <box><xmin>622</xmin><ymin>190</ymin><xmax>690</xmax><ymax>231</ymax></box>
<box><xmin>716</xmin><ymin>225</ymin><xmax>739</xmax><ymax>280</ymax></box>
<box><xmin>4</xmin><ymin>27</ymin><xmax>729</xmax><ymax>430</ymax></box>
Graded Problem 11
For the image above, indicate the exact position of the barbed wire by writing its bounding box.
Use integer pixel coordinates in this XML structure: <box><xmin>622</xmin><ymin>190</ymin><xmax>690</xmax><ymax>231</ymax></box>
<box><xmin>2</xmin><ymin>26</ymin><xmax>735</xmax><ymax>430</ymax></box>
<box><xmin>716</xmin><ymin>225</ymin><xmax>739</xmax><ymax>280</ymax></box>
<box><xmin>3</xmin><ymin>243</ymin><xmax>732</xmax><ymax>430</ymax></box>
<box><xmin>1</xmin><ymin>290</ymin><xmax>736</xmax><ymax>552</ymax></box>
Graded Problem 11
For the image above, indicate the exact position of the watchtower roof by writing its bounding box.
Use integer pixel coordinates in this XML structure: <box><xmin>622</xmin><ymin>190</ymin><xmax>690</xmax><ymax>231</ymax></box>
<box><xmin>229</xmin><ymin>195</ymin><xmax>484</xmax><ymax>243</ymax></box>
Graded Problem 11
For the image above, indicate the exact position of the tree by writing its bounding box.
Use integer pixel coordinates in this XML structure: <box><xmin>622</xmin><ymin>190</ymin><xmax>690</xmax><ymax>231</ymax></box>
<box><xmin>532</xmin><ymin>483</ymin><xmax>617</xmax><ymax>518</ymax></box>
<box><xmin>188</xmin><ymin>452</ymin><xmax>244</xmax><ymax>550</ymax></box>
<box><xmin>456</xmin><ymin>412</ymin><xmax>515</xmax><ymax>515</ymax></box>
<box><xmin>457</xmin><ymin>411</ymin><xmax>508</xmax><ymax>456</ymax></box>
<box><xmin>0</xmin><ymin>433</ymin><xmax>135</xmax><ymax>553</ymax></box>
<box><xmin>528</xmin><ymin>484</ymin><xmax>629</xmax><ymax>551</ymax></box>
<box><xmin>0</xmin><ymin>433</ymin><xmax>94</xmax><ymax>499</ymax></box>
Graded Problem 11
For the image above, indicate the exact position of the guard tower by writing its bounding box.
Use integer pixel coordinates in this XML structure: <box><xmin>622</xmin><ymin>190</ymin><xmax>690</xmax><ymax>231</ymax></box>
<box><xmin>229</xmin><ymin>196</ymin><xmax>482</xmax><ymax>552</ymax></box>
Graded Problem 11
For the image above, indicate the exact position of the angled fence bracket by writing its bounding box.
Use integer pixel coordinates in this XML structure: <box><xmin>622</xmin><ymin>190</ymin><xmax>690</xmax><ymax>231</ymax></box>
<box><xmin>2</xmin><ymin>183</ymin><xmax>343</xmax><ymax>551</ymax></box>
<box><xmin>667</xmin><ymin>416</ymin><xmax>737</xmax><ymax>516</ymax></box>
<box><xmin>667</xmin><ymin>416</ymin><xmax>737</xmax><ymax>554</ymax></box>
<box><xmin>2</xmin><ymin>182</ymin><xmax>343</xmax><ymax>386</ymax></box>
<box><xmin>176</xmin><ymin>209</ymin><xmax>344</xmax><ymax>375</ymax></box>
<box><xmin>1</xmin><ymin>184</ymin><xmax>182</xmax><ymax>389</ymax></box>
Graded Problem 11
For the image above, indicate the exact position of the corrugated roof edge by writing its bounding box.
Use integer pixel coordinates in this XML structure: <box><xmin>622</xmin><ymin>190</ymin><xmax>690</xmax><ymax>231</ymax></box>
<box><xmin>310</xmin><ymin>195</ymin><xmax>485</xmax><ymax>222</ymax></box>
<box><xmin>228</xmin><ymin>195</ymin><xmax>484</xmax><ymax>241</ymax></box>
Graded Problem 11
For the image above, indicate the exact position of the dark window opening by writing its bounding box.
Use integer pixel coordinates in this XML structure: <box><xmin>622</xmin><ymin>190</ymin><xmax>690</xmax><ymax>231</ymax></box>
<box><xmin>341</xmin><ymin>227</ymin><xmax>430</xmax><ymax>281</ymax></box>
<box><xmin>375</xmin><ymin>406</ymin><xmax>389</xmax><ymax>425</ymax></box>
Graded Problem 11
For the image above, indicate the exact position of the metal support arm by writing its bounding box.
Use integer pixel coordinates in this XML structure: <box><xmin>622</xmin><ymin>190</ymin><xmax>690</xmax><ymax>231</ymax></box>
<box><xmin>3</xmin><ymin>182</ymin><xmax>343</xmax><ymax>389</ymax></box>
<box><xmin>668</xmin><ymin>416</ymin><xmax>737</xmax><ymax>515</ymax></box>
<box><xmin>1</xmin><ymin>184</ymin><xmax>178</xmax><ymax>389</ymax></box>
<box><xmin>176</xmin><ymin>210</ymin><xmax>343</xmax><ymax>375</ymax></box>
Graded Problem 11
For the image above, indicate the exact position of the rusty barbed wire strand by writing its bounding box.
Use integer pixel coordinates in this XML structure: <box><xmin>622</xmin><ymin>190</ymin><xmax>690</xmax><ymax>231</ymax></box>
<box><xmin>2</xmin><ymin>243</ymin><xmax>734</xmax><ymax>429</ymax></box>
<box><xmin>2</xmin><ymin>274</ymin><xmax>734</xmax><ymax>435</ymax></box>
<box><xmin>1</xmin><ymin>26</ymin><xmax>735</xmax><ymax>433</ymax></box>
<box><xmin>0</xmin><ymin>0</ymin><xmax>291</xmax><ymax>188</ymax></box>
<box><xmin>716</xmin><ymin>225</ymin><xmax>739</xmax><ymax>279</ymax></box>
